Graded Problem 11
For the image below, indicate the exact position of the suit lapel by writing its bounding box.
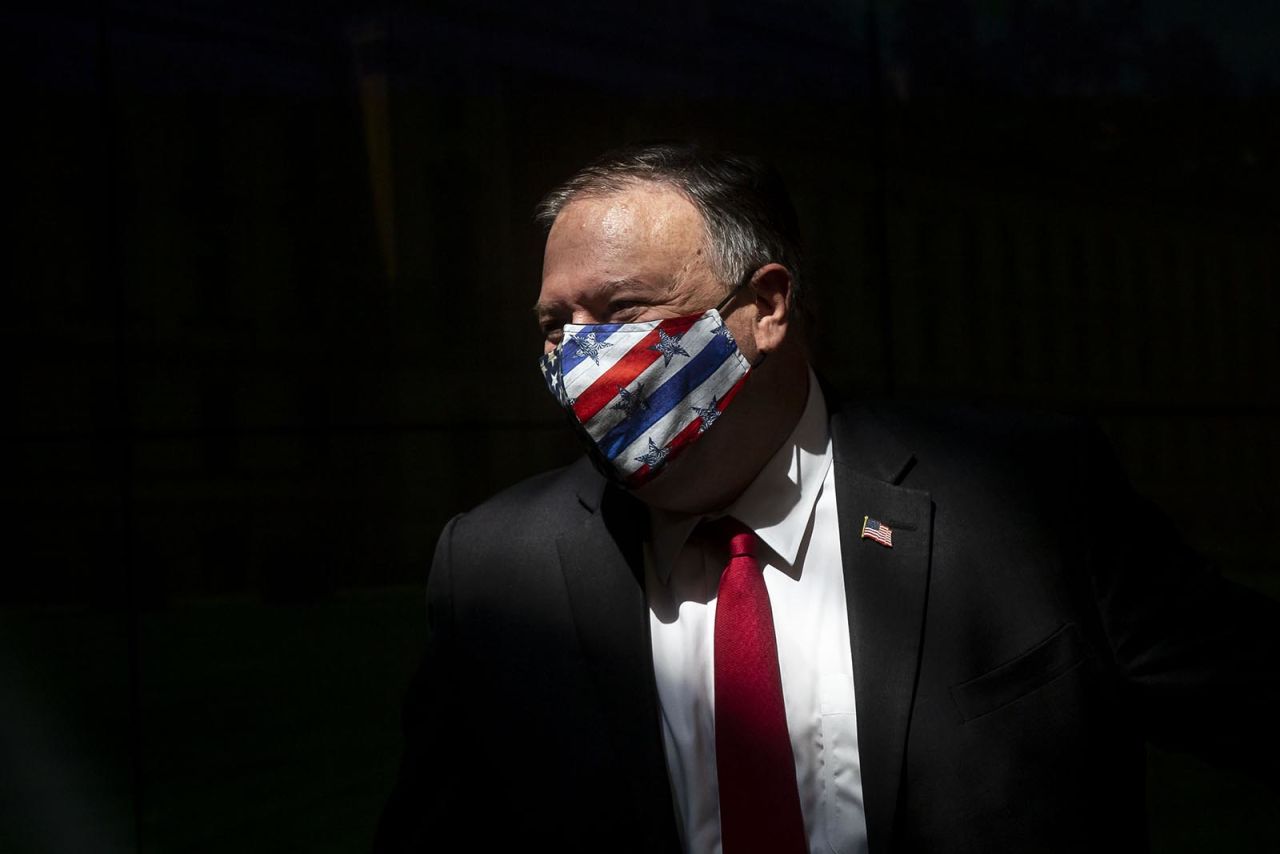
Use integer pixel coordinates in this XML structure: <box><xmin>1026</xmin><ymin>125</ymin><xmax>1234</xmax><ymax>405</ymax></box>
<box><xmin>831</xmin><ymin>407</ymin><xmax>934</xmax><ymax>854</ymax></box>
<box><xmin>556</xmin><ymin>479</ymin><xmax>680</xmax><ymax>853</ymax></box>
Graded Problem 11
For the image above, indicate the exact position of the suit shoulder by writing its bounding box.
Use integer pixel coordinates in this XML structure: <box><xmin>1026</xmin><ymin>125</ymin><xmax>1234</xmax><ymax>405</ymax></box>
<box><xmin>850</xmin><ymin>398</ymin><xmax>1098</xmax><ymax>465</ymax></box>
<box><xmin>446</xmin><ymin>457</ymin><xmax>600</xmax><ymax>560</ymax></box>
<box><xmin>863</xmin><ymin>399</ymin><xmax>1091</xmax><ymax>449</ymax></box>
<box><xmin>836</xmin><ymin>397</ymin><xmax>1116</xmax><ymax>501</ymax></box>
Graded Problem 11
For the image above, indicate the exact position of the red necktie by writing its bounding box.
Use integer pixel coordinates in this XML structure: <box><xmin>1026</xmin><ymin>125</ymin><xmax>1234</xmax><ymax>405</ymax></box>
<box><xmin>711</xmin><ymin>518</ymin><xmax>808</xmax><ymax>854</ymax></box>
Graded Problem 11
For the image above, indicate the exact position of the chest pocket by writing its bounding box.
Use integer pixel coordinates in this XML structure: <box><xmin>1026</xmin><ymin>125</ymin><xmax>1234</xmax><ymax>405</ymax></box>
<box><xmin>949</xmin><ymin>622</ymin><xmax>1088</xmax><ymax>722</ymax></box>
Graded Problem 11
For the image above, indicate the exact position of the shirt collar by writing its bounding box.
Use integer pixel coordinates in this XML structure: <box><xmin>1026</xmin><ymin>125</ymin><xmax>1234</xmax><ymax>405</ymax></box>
<box><xmin>648</xmin><ymin>368</ymin><xmax>832</xmax><ymax>584</ymax></box>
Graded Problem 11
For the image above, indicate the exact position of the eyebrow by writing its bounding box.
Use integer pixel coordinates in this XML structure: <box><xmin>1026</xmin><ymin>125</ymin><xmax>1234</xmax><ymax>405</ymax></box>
<box><xmin>531</xmin><ymin>277</ymin><xmax>651</xmax><ymax>320</ymax></box>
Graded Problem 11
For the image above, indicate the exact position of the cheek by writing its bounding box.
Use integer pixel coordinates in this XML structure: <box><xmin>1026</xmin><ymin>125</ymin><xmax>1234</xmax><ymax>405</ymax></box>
<box><xmin>725</xmin><ymin>312</ymin><xmax>759</xmax><ymax>360</ymax></box>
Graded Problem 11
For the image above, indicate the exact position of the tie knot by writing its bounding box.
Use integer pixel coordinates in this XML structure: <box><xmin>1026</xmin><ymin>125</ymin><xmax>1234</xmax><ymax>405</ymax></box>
<box><xmin>699</xmin><ymin>516</ymin><xmax>756</xmax><ymax>559</ymax></box>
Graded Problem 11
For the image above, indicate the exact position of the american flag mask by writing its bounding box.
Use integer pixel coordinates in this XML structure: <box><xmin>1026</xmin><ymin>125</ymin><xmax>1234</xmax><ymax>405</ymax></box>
<box><xmin>539</xmin><ymin>306</ymin><xmax>754</xmax><ymax>488</ymax></box>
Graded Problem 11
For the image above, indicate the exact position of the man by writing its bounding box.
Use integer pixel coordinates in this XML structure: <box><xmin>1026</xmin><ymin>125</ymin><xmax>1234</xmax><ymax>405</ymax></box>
<box><xmin>376</xmin><ymin>143</ymin><xmax>1279</xmax><ymax>853</ymax></box>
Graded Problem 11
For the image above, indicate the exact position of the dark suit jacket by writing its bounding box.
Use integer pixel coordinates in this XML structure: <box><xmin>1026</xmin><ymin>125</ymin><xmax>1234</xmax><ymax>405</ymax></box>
<box><xmin>376</xmin><ymin>402</ymin><xmax>1280</xmax><ymax>853</ymax></box>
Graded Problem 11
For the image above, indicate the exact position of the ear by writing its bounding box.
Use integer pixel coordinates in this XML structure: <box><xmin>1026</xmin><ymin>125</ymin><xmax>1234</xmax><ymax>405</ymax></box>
<box><xmin>750</xmin><ymin>263</ymin><xmax>795</xmax><ymax>354</ymax></box>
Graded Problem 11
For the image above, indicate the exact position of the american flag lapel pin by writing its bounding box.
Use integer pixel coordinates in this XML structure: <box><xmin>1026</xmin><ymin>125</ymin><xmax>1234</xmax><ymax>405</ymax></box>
<box><xmin>860</xmin><ymin>515</ymin><xmax>893</xmax><ymax>548</ymax></box>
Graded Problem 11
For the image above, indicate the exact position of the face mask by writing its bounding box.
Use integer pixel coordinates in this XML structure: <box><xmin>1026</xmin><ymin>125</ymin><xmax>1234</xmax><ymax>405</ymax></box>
<box><xmin>539</xmin><ymin>290</ymin><xmax>755</xmax><ymax>488</ymax></box>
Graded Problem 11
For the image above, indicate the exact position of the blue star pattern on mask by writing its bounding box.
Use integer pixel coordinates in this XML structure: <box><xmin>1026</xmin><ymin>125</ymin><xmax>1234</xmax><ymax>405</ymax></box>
<box><xmin>611</xmin><ymin>382</ymin><xmax>648</xmax><ymax>417</ymax></box>
<box><xmin>569</xmin><ymin>331</ymin><xmax>614</xmax><ymax>365</ymax></box>
<box><xmin>692</xmin><ymin>397</ymin><xmax>721</xmax><ymax>433</ymax></box>
<box><xmin>539</xmin><ymin>348</ymin><xmax>567</xmax><ymax>404</ymax></box>
<box><xmin>648</xmin><ymin>327</ymin><xmax>691</xmax><ymax>367</ymax></box>
<box><xmin>634</xmin><ymin>437</ymin><xmax>670</xmax><ymax>469</ymax></box>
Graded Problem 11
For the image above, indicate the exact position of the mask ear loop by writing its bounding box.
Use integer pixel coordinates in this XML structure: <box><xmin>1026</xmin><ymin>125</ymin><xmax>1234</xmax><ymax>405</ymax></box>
<box><xmin>714</xmin><ymin>270</ymin><xmax>755</xmax><ymax>314</ymax></box>
<box><xmin>716</xmin><ymin>269</ymin><xmax>769</xmax><ymax>370</ymax></box>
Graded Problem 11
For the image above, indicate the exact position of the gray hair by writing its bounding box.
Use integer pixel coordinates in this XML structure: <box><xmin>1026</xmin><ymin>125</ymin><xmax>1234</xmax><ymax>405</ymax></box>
<box><xmin>535</xmin><ymin>142</ymin><xmax>804</xmax><ymax>308</ymax></box>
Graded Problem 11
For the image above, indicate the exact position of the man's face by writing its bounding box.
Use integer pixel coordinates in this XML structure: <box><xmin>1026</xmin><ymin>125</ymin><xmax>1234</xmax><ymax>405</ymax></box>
<box><xmin>535</xmin><ymin>181</ymin><xmax>804</xmax><ymax>512</ymax></box>
<box><xmin>536</xmin><ymin>183</ymin><xmax>755</xmax><ymax>358</ymax></box>
<box><xmin>536</xmin><ymin>181</ymin><xmax>786</xmax><ymax>510</ymax></box>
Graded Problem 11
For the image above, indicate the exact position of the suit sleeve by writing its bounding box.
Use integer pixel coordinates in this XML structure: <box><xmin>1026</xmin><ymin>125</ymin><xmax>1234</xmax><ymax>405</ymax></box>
<box><xmin>1080</xmin><ymin>424</ymin><xmax>1280</xmax><ymax>782</ymax></box>
<box><xmin>374</xmin><ymin>513</ymin><xmax>467</xmax><ymax>853</ymax></box>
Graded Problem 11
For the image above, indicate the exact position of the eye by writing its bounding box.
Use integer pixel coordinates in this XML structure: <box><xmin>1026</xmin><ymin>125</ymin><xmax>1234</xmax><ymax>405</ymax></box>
<box><xmin>539</xmin><ymin>314</ymin><xmax>567</xmax><ymax>344</ymax></box>
<box><xmin>607</xmin><ymin>299</ymin><xmax>647</xmax><ymax>321</ymax></box>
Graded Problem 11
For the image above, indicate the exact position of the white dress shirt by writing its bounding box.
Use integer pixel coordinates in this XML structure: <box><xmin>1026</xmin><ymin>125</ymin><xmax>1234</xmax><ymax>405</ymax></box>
<box><xmin>646</xmin><ymin>373</ymin><xmax>868</xmax><ymax>854</ymax></box>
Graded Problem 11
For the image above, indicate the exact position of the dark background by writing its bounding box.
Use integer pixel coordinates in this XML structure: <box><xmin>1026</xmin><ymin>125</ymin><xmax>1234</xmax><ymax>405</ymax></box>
<box><xmin>4</xmin><ymin>1</ymin><xmax>1278</xmax><ymax>851</ymax></box>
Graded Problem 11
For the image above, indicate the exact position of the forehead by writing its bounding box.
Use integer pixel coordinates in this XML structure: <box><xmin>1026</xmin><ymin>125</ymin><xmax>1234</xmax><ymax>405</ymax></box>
<box><xmin>539</xmin><ymin>183</ymin><xmax>710</xmax><ymax>305</ymax></box>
